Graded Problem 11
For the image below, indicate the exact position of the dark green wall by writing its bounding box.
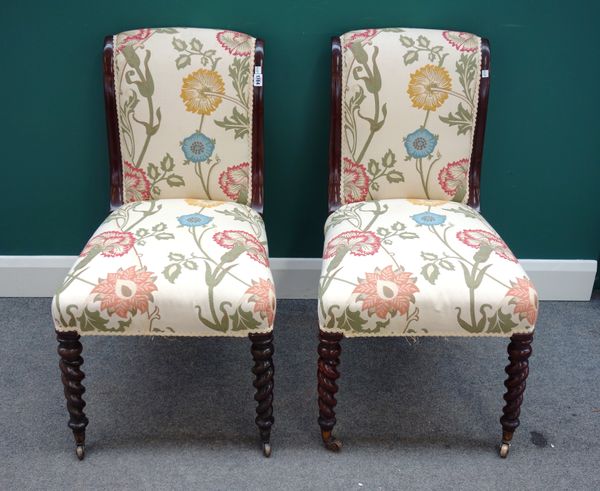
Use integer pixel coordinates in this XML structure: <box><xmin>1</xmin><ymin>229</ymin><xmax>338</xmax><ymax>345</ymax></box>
<box><xmin>2</xmin><ymin>0</ymin><xmax>599</xmax><ymax>261</ymax></box>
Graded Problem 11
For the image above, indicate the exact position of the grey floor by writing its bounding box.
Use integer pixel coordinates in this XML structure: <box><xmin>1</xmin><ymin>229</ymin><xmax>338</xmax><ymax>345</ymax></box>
<box><xmin>1</xmin><ymin>296</ymin><xmax>599</xmax><ymax>490</ymax></box>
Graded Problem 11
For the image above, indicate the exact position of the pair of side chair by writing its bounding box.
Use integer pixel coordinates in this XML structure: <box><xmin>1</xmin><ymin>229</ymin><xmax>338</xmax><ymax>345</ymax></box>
<box><xmin>52</xmin><ymin>27</ymin><xmax>538</xmax><ymax>461</ymax></box>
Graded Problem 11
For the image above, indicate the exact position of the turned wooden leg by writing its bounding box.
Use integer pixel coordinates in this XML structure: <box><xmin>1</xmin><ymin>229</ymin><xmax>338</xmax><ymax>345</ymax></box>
<box><xmin>499</xmin><ymin>332</ymin><xmax>533</xmax><ymax>458</ymax></box>
<box><xmin>249</xmin><ymin>332</ymin><xmax>274</xmax><ymax>457</ymax></box>
<box><xmin>56</xmin><ymin>331</ymin><xmax>89</xmax><ymax>460</ymax></box>
<box><xmin>317</xmin><ymin>330</ymin><xmax>343</xmax><ymax>452</ymax></box>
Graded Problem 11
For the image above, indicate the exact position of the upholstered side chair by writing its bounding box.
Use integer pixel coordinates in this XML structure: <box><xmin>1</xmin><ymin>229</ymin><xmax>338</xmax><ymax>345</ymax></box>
<box><xmin>318</xmin><ymin>28</ymin><xmax>538</xmax><ymax>458</ymax></box>
<box><xmin>52</xmin><ymin>28</ymin><xmax>275</xmax><ymax>459</ymax></box>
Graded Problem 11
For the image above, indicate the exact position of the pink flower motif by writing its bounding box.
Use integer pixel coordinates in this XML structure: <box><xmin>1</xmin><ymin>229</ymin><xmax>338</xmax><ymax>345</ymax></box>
<box><xmin>92</xmin><ymin>266</ymin><xmax>157</xmax><ymax>318</ymax></box>
<box><xmin>216</xmin><ymin>30</ymin><xmax>253</xmax><ymax>56</ymax></box>
<box><xmin>81</xmin><ymin>231</ymin><xmax>136</xmax><ymax>258</ymax></box>
<box><xmin>342</xmin><ymin>158</ymin><xmax>369</xmax><ymax>203</ymax></box>
<box><xmin>343</xmin><ymin>29</ymin><xmax>379</xmax><ymax>48</ymax></box>
<box><xmin>507</xmin><ymin>277</ymin><xmax>538</xmax><ymax>326</ymax></box>
<box><xmin>353</xmin><ymin>265</ymin><xmax>419</xmax><ymax>319</ymax></box>
<box><xmin>442</xmin><ymin>31</ymin><xmax>479</xmax><ymax>52</ymax></box>
<box><xmin>117</xmin><ymin>29</ymin><xmax>152</xmax><ymax>52</ymax></box>
<box><xmin>246</xmin><ymin>278</ymin><xmax>276</xmax><ymax>327</ymax></box>
<box><xmin>218</xmin><ymin>163</ymin><xmax>250</xmax><ymax>202</ymax></box>
<box><xmin>457</xmin><ymin>229</ymin><xmax>517</xmax><ymax>263</ymax></box>
<box><xmin>213</xmin><ymin>230</ymin><xmax>269</xmax><ymax>266</ymax></box>
<box><xmin>323</xmin><ymin>231</ymin><xmax>381</xmax><ymax>259</ymax></box>
<box><xmin>123</xmin><ymin>162</ymin><xmax>151</xmax><ymax>202</ymax></box>
<box><xmin>438</xmin><ymin>158</ymin><xmax>469</xmax><ymax>197</ymax></box>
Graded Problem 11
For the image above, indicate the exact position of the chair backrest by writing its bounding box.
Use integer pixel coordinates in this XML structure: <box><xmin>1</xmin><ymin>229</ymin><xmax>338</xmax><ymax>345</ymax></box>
<box><xmin>104</xmin><ymin>28</ymin><xmax>264</xmax><ymax>211</ymax></box>
<box><xmin>329</xmin><ymin>28</ymin><xmax>490</xmax><ymax>212</ymax></box>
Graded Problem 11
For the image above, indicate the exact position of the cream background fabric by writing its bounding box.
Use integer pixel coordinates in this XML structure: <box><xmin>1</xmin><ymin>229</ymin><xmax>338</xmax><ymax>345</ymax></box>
<box><xmin>53</xmin><ymin>199</ymin><xmax>274</xmax><ymax>336</ymax></box>
<box><xmin>114</xmin><ymin>28</ymin><xmax>256</xmax><ymax>204</ymax></box>
<box><xmin>319</xmin><ymin>199</ymin><xmax>537</xmax><ymax>337</ymax></box>
<box><xmin>340</xmin><ymin>28</ymin><xmax>481</xmax><ymax>204</ymax></box>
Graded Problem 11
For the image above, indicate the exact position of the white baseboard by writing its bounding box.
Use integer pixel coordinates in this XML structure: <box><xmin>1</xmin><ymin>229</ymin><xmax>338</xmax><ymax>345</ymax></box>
<box><xmin>0</xmin><ymin>256</ymin><xmax>596</xmax><ymax>301</ymax></box>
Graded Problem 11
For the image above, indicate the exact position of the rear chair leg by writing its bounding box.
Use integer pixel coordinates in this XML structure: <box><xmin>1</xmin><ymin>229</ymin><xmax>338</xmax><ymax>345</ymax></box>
<box><xmin>56</xmin><ymin>331</ymin><xmax>89</xmax><ymax>460</ymax></box>
<box><xmin>317</xmin><ymin>330</ymin><xmax>343</xmax><ymax>452</ymax></box>
<box><xmin>499</xmin><ymin>332</ymin><xmax>533</xmax><ymax>458</ymax></box>
<box><xmin>249</xmin><ymin>332</ymin><xmax>274</xmax><ymax>457</ymax></box>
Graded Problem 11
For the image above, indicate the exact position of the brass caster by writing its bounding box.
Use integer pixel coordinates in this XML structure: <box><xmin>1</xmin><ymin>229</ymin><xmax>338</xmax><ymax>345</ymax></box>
<box><xmin>262</xmin><ymin>443</ymin><xmax>272</xmax><ymax>458</ymax></box>
<box><xmin>324</xmin><ymin>437</ymin><xmax>343</xmax><ymax>452</ymax></box>
<box><xmin>499</xmin><ymin>442</ymin><xmax>510</xmax><ymax>458</ymax></box>
<box><xmin>76</xmin><ymin>445</ymin><xmax>85</xmax><ymax>460</ymax></box>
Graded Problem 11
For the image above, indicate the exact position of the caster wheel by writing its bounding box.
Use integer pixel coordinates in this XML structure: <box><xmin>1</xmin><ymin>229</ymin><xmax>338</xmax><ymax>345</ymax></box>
<box><xmin>324</xmin><ymin>437</ymin><xmax>343</xmax><ymax>452</ymax></box>
<box><xmin>262</xmin><ymin>443</ymin><xmax>272</xmax><ymax>458</ymax></box>
<box><xmin>499</xmin><ymin>443</ymin><xmax>510</xmax><ymax>458</ymax></box>
<box><xmin>76</xmin><ymin>445</ymin><xmax>85</xmax><ymax>460</ymax></box>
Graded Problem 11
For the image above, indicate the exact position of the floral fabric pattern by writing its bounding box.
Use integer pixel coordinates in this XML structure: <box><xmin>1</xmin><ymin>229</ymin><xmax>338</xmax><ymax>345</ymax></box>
<box><xmin>340</xmin><ymin>28</ymin><xmax>481</xmax><ymax>203</ymax></box>
<box><xmin>52</xmin><ymin>199</ymin><xmax>274</xmax><ymax>336</ymax></box>
<box><xmin>113</xmin><ymin>28</ymin><xmax>256</xmax><ymax>204</ymax></box>
<box><xmin>319</xmin><ymin>198</ymin><xmax>537</xmax><ymax>337</ymax></box>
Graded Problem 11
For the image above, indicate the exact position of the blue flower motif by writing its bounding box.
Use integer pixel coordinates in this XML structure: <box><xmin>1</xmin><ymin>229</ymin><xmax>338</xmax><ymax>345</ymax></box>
<box><xmin>404</xmin><ymin>128</ymin><xmax>438</xmax><ymax>159</ymax></box>
<box><xmin>177</xmin><ymin>213</ymin><xmax>213</xmax><ymax>227</ymax></box>
<box><xmin>411</xmin><ymin>211</ymin><xmax>446</xmax><ymax>226</ymax></box>
<box><xmin>181</xmin><ymin>132</ymin><xmax>215</xmax><ymax>162</ymax></box>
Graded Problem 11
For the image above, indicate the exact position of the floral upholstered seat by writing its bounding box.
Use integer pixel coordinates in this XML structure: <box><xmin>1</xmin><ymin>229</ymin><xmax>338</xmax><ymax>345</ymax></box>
<box><xmin>317</xmin><ymin>28</ymin><xmax>538</xmax><ymax>458</ymax></box>
<box><xmin>53</xmin><ymin>28</ymin><xmax>275</xmax><ymax>459</ymax></box>
<box><xmin>320</xmin><ymin>199</ymin><xmax>536</xmax><ymax>337</ymax></box>
<box><xmin>53</xmin><ymin>199</ymin><xmax>274</xmax><ymax>336</ymax></box>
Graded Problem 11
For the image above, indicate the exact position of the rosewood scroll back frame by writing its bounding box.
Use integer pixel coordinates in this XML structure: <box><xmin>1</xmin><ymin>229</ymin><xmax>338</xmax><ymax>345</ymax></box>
<box><xmin>327</xmin><ymin>36</ymin><xmax>491</xmax><ymax>214</ymax></box>
<box><xmin>102</xmin><ymin>36</ymin><xmax>265</xmax><ymax>214</ymax></box>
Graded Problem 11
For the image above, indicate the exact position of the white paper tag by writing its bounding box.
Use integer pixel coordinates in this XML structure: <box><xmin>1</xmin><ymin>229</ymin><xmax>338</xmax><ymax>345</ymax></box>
<box><xmin>253</xmin><ymin>66</ymin><xmax>263</xmax><ymax>86</ymax></box>
<box><xmin>481</xmin><ymin>69</ymin><xmax>489</xmax><ymax>78</ymax></box>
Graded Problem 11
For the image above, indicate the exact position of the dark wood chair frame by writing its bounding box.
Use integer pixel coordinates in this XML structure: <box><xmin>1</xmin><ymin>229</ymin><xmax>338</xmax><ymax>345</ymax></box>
<box><xmin>56</xmin><ymin>36</ymin><xmax>273</xmax><ymax>460</ymax></box>
<box><xmin>318</xmin><ymin>36</ymin><xmax>533</xmax><ymax>458</ymax></box>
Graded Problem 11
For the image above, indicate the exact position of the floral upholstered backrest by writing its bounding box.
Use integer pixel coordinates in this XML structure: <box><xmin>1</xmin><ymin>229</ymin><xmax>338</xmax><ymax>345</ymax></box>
<box><xmin>113</xmin><ymin>28</ymin><xmax>257</xmax><ymax>204</ymax></box>
<box><xmin>340</xmin><ymin>28</ymin><xmax>482</xmax><ymax>204</ymax></box>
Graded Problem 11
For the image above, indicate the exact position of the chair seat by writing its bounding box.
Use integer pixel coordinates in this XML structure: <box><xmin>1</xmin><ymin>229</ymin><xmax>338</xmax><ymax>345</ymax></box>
<box><xmin>52</xmin><ymin>199</ymin><xmax>275</xmax><ymax>336</ymax></box>
<box><xmin>319</xmin><ymin>199</ymin><xmax>537</xmax><ymax>337</ymax></box>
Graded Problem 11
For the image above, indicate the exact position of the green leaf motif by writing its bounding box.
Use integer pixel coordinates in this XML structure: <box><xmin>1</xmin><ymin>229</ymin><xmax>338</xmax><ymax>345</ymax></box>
<box><xmin>163</xmin><ymin>263</ymin><xmax>182</xmax><ymax>283</ymax></box>
<box><xmin>155</xmin><ymin>233</ymin><xmax>175</xmax><ymax>240</ymax></box>
<box><xmin>368</xmin><ymin>159</ymin><xmax>380</xmax><ymax>175</ymax></box>
<box><xmin>417</xmin><ymin>35</ymin><xmax>430</xmax><ymax>48</ymax></box>
<box><xmin>439</xmin><ymin>259</ymin><xmax>455</xmax><ymax>271</ymax></box>
<box><xmin>421</xmin><ymin>263</ymin><xmax>440</xmax><ymax>284</ymax></box>
<box><xmin>231</xmin><ymin>306</ymin><xmax>261</xmax><ymax>331</ymax></box>
<box><xmin>183</xmin><ymin>260</ymin><xmax>198</xmax><ymax>270</ymax></box>
<box><xmin>160</xmin><ymin>154</ymin><xmax>174</xmax><ymax>172</ymax></box>
<box><xmin>421</xmin><ymin>252</ymin><xmax>438</xmax><ymax>261</ymax></box>
<box><xmin>399</xmin><ymin>35</ymin><xmax>414</xmax><ymax>47</ymax></box>
<box><xmin>486</xmin><ymin>308</ymin><xmax>518</xmax><ymax>334</ymax></box>
<box><xmin>172</xmin><ymin>38</ymin><xmax>187</xmax><ymax>51</ymax></box>
<box><xmin>439</xmin><ymin>103</ymin><xmax>473</xmax><ymax>135</ymax></box>
<box><xmin>215</xmin><ymin>106</ymin><xmax>249</xmax><ymax>139</ymax></box>
<box><xmin>382</xmin><ymin>149</ymin><xmax>396</xmax><ymax>168</ymax></box>
<box><xmin>403</xmin><ymin>50</ymin><xmax>418</xmax><ymax>65</ymax></box>
<box><xmin>386</xmin><ymin>170</ymin><xmax>404</xmax><ymax>183</ymax></box>
<box><xmin>175</xmin><ymin>54</ymin><xmax>191</xmax><ymax>69</ymax></box>
<box><xmin>166</xmin><ymin>174</ymin><xmax>185</xmax><ymax>187</ymax></box>
<box><xmin>77</xmin><ymin>307</ymin><xmax>110</xmax><ymax>332</ymax></box>
<box><xmin>190</xmin><ymin>38</ymin><xmax>203</xmax><ymax>53</ymax></box>
<box><xmin>147</xmin><ymin>163</ymin><xmax>159</xmax><ymax>180</ymax></box>
<box><xmin>334</xmin><ymin>307</ymin><xmax>368</xmax><ymax>332</ymax></box>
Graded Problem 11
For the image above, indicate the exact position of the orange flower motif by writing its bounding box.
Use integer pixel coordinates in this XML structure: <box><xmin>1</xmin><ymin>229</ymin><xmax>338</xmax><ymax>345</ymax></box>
<box><xmin>323</xmin><ymin>231</ymin><xmax>380</xmax><ymax>259</ymax></box>
<box><xmin>81</xmin><ymin>231</ymin><xmax>136</xmax><ymax>258</ymax></box>
<box><xmin>92</xmin><ymin>266</ymin><xmax>157</xmax><ymax>318</ymax></box>
<box><xmin>353</xmin><ymin>265</ymin><xmax>419</xmax><ymax>319</ymax></box>
<box><xmin>343</xmin><ymin>158</ymin><xmax>369</xmax><ymax>203</ymax></box>
<box><xmin>246</xmin><ymin>278</ymin><xmax>276</xmax><ymax>326</ymax></box>
<box><xmin>507</xmin><ymin>277</ymin><xmax>538</xmax><ymax>326</ymax></box>
<box><xmin>123</xmin><ymin>162</ymin><xmax>151</xmax><ymax>202</ymax></box>
<box><xmin>181</xmin><ymin>69</ymin><xmax>225</xmax><ymax>115</ymax></box>
<box><xmin>407</xmin><ymin>64</ymin><xmax>452</xmax><ymax>111</ymax></box>
<box><xmin>407</xmin><ymin>198</ymin><xmax>447</xmax><ymax>207</ymax></box>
